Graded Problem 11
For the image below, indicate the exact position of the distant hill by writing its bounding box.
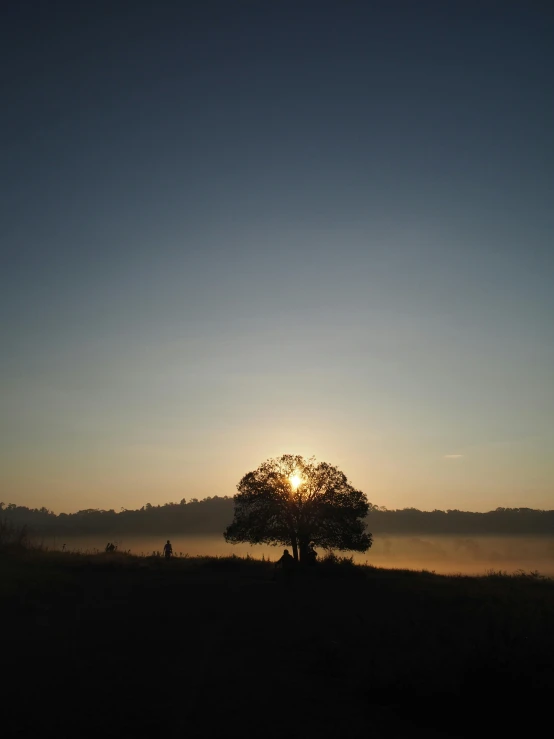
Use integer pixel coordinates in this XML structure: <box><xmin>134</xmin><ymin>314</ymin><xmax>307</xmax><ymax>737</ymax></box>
<box><xmin>2</xmin><ymin>498</ymin><xmax>554</xmax><ymax>536</ymax></box>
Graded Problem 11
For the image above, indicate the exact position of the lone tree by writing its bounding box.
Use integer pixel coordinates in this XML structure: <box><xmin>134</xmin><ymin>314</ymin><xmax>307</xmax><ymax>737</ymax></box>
<box><xmin>224</xmin><ymin>454</ymin><xmax>372</xmax><ymax>563</ymax></box>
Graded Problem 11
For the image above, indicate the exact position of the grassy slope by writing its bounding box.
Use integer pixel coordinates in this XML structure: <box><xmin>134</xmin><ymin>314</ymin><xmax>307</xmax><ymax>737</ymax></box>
<box><xmin>2</xmin><ymin>550</ymin><xmax>553</xmax><ymax>737</ymax></box>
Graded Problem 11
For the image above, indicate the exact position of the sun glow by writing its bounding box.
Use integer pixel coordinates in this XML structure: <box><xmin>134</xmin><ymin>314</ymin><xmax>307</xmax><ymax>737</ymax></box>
<box><xmin>289</xmin><ymin>473</ymin><xmax>302</xmax><ymax>490</ymax></box>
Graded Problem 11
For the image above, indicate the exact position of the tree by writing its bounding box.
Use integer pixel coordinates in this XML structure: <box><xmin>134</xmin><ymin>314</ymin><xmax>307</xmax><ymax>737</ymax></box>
<box><xmin>224</xmin><ymin>454</ymin><xmax>372</xmax><ymax>563</ymax></box>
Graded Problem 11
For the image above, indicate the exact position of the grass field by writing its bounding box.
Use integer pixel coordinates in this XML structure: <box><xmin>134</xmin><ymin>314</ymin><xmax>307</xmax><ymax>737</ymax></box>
<box><xmin>2</xmin><ymin>544</ymin><xmax>553</xmax><ymax>737</ymax></box>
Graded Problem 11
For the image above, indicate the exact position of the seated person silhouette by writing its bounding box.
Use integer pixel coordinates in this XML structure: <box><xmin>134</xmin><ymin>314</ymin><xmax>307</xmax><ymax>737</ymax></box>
<box><xmin>275</xmin><ymin>549</ymin><xmax>295</xmax><ymax>580</ymax></box>
<box><xmin>306</xmin><ymin>542</ymin><xmax>318</xmax><ymax>566</ymax></box>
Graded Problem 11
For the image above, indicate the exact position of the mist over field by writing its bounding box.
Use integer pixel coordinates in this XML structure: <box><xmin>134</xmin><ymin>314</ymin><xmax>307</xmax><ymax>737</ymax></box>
<box><xmin>41</xmin><ymin>533</ymin><xmax>554</xmax><ymax>576</ymax></box>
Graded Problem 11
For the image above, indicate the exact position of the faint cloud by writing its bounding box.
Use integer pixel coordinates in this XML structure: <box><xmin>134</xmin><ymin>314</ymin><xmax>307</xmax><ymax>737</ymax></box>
<box><xmin>443</xmin><ymin>454</ymin><xmax>464</xmax><ymax>459</ymax></box>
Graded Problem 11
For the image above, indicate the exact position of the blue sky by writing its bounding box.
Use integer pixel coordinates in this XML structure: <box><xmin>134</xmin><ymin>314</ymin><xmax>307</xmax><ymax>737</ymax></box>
<box><xmin>1</xmin><ymin>1</ymin><xmax>553</xmax><ymax>512</ymax></box>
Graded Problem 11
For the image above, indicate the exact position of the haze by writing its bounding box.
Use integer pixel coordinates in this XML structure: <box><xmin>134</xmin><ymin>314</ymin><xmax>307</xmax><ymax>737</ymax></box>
<box><xmin>37</xmin><ymin>534</ymin><xmax>554</xmax><ymax>578</ymax></box>
<box><xmin>1</xmin><ymin>2</ymin><xmax>553</xmax><ymax>514</ymax></box>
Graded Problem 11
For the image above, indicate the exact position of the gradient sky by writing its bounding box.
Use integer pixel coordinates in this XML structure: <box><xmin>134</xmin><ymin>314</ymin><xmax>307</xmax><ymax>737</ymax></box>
<box><xmin>1</xmin><ymin>1</ymin><xmax>553</xmax><ymax>514</ymax></box>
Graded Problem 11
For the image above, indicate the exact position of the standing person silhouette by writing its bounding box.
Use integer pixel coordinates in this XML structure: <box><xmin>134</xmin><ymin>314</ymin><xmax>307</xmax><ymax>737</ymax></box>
<box><xmin>163</xmin><ymin>540</ymin><xmax>173</xmax><ymax>559</ymax></box>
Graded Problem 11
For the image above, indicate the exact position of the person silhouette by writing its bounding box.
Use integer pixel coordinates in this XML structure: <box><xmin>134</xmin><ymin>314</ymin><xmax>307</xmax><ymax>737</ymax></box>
<box><xmin>307</xmin><ymin>542</ymin><xmax>318</xmax><ymax>566</ymax></box>
<box><xmin>163</xmin><ymin>540</ymin><xmax>173</xmax><ymax>559</ymax></box>
<box><xmin>275</xmin><ymin>549</ymin><xmax>295</xmax><ymax>582</ymax></box>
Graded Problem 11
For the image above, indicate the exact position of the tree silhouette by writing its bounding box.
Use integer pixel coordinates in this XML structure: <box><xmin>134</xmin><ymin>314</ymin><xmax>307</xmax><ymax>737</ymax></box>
<box><xmin>224</xmin><ymin>454</ymin><xmax>372</xmax><ymax>562</ymax></box>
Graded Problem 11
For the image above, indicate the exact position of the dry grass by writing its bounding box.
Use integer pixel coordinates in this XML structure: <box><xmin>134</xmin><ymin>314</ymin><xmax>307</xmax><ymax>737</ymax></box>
<box><xmin>2</xmin><ymin>537</ymin><xmax>553</xmax><ymax>737</ymax></box>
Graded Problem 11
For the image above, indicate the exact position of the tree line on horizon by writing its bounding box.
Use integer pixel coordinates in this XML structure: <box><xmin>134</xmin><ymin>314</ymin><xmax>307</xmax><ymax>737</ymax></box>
<box><xmin>2</xmin><ymin>498</ymin><xmax>554</xmax><ymax>537</ymax></box>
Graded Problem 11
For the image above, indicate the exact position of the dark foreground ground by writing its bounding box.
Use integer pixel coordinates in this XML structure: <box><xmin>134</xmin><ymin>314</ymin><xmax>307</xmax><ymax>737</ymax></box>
<box><xmin>2</xmin><ymin>550</ymin><xmax>553</xmax><ymax>737</ymax></box>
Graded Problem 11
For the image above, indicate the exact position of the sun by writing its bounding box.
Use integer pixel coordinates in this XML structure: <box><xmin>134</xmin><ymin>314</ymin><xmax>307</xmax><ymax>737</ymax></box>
<box><xmin>289</xmin><ymin>473</ymin><xmax>302</xmax><ymax>490</ymax></box>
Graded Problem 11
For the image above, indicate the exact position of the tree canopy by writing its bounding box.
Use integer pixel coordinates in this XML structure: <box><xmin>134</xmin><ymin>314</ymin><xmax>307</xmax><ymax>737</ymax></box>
<box><xmin>223</xmin><ymin>454</ymin><xmax>372</xmax><ymax>562</ymax></box>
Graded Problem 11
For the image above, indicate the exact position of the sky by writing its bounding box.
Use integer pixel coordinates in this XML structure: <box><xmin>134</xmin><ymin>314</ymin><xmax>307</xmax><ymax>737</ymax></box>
<box><xmin>1</xmin><ymin>1</ymin><xmax>553</xmax><ymax>514</ymax></box>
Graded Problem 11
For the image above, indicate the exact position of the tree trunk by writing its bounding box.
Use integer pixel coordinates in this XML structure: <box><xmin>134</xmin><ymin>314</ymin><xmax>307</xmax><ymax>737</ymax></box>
<box><xmin>298</xmin><ymin>536</ymin><xmax>309</xmax><ymax>565</ymax></box>
<box><xmin>290</xmin><ymin>532</ymin><xmax>298</xmax><ymax>561</ymax></box>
